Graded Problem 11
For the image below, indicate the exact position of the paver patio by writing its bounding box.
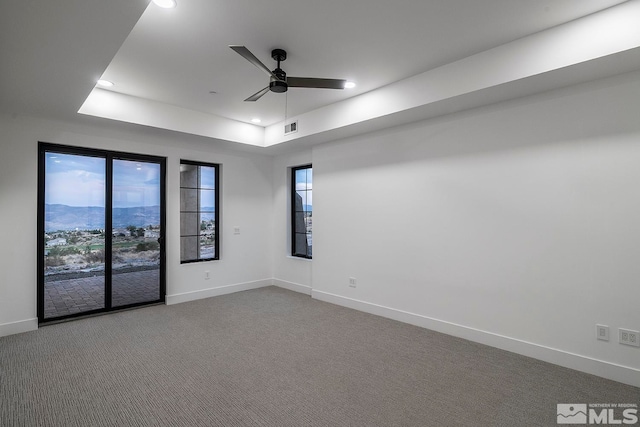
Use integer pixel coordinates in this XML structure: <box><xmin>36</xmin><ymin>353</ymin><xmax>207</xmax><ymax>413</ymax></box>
<box><xmin>44</xmin><ymin>268</ymin><xmax>160</xmax><ymax>319</ymax></box>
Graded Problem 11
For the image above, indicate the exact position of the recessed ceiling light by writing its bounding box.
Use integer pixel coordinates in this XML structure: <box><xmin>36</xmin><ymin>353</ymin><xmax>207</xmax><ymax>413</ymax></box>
<box><xmin>152</xmin><ymin>0</ymin><xmax>177</xmax><ymax>8</ymax></box>
<box><xmin>97</xmin><ymin>79</ymin><xmax>114</xmax><ymax>87</ymax></box>
<box><xmin>345</xmin><ymin>81</ymin><xmax>356</xmax><ymax>89</ymax></box>
<box><xmin>251</xmin><ymin>118</ymin><xmax>261</xmax><ymax>124</ymax></box>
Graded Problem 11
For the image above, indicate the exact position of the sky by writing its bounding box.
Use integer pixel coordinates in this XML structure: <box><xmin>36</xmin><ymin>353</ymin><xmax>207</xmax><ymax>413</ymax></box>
<box><xmin>295</xmin><ymin>167</ymin><xmax>313</xmax><ymax>207</ymax></box>
<box><xmin>199</xmin><ymin>166</ymin><xmax>215</xmax><ymax>189</ymax></box>
<box><xmin>45</xmin><ymin>152</ymin><xmax>161</xmax><ymax>208</ymax></box>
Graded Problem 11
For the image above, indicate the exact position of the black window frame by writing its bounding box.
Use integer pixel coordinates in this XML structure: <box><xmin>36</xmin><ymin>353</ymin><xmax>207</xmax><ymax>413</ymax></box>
<box><xmin>180</xmin><ymin>159</ymin><xmax>220</xmax><ymax>263</ymax></box>
<box><xmin>37</xmin><ymin>142</ymin><xmax>167</xmax><ymax>324</ymax></box>
<box><xmin>291</xmin><ymin>164</ymin><xmax>312</xmax><ymax>259</ymax></box>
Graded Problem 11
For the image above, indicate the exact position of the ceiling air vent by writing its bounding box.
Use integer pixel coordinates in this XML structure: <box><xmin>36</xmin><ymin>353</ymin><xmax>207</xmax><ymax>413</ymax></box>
<box><xmin>284</xmin><ymin>120</ymin><xmax>298</xmax><ymax>135</ymax></box>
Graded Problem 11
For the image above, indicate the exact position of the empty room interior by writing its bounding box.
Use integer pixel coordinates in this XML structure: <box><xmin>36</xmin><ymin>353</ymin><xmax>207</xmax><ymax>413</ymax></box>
<box><xmin>1</xmin><ymin>0</ymin><xmax>640</xmax><ymax>425</ymax></box>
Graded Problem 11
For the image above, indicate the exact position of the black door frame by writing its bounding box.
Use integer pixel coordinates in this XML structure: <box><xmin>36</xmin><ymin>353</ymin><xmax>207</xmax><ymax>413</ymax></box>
<box><xmin>37</xmin><ymin>142</ymin><xmax>166</xmax><ymax>324</ymax></box>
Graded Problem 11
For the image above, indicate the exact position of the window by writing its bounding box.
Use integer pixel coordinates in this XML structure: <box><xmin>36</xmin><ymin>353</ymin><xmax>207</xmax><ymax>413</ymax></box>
<box><xmin>180</xmin><ymin>160</ymin><xmax>219</xmax><ymax>263</ymax></box>
<box><xmin>38</xmin><ymin>142</ymin><xmax>166</xmax><ymax>322</ymax></box>
<box><xmin>291</xmin><ymin>165</ymin><xmax>312</xmax><ymax>258</ymax></box>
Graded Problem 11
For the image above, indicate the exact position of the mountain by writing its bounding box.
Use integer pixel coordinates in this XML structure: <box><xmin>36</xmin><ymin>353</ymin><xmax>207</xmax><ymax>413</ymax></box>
<box><xmin>112</xmin><ymin>206</ymin><xmax>161</xmax><ymax>229</ymax></box>
<box><xmin>45</xmin><ymin>204</ymin><xmax>161</xmax><ymax>232</ymax></box>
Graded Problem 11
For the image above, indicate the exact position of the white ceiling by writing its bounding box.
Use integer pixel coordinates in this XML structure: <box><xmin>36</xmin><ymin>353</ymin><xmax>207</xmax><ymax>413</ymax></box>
<box><xmin>100</xmin><ymin>0</ymin><xmax>628</xmax><ymax>126</ymax></box>
<box><xmin>0</xmin><ymin>0</ymin><xmax>636</xmax><ymax>149</ymax></box>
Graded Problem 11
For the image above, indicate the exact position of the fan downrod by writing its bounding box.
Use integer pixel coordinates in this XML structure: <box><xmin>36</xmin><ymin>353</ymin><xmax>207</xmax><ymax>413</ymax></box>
<box><xmin>270</xmin><ymin>49</ymin><xmax>288</xmax><ymax>93</ymax></box>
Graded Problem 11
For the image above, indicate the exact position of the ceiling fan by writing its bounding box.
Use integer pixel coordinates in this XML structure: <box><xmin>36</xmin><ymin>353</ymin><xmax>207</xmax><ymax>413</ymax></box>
<box><xmin>230</xmin><ymin>45</ymin><xmax>348</xmax><ymax>102</ymax></box>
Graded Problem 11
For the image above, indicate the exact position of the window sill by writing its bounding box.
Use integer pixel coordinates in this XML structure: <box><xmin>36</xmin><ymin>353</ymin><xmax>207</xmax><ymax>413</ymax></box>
<box><xmin>287</xmin><ymin>255</ymin><xmax>312</xmax><ymax>262</ymax></box>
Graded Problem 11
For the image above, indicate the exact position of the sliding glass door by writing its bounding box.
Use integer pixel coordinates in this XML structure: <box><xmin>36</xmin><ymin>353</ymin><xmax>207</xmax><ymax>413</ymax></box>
<box><xmin>111</xmin><ymin>159</ymin><xmax>162</xmax><ymax>307</ymax></box>
<box><xmin>41</xmin><ymin>152</ymin><xmax>107</xmax><ymax>317</ymax></box>
<box><xmin>38</xmin><ymin>143</ymin><xmax>165</xmax><ymax>323</ymax></box>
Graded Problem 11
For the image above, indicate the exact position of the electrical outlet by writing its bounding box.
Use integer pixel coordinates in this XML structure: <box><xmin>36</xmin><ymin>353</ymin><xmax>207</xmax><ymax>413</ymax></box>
<box><xmin>596</xmin><ymin>324</ymin><xmax>609</xmax><ymax>341</ymax></box>
<box><xmin>205</xmin><ymin>271</ymin><xmax>210</xmax><ymax>280</ymax></box>
<box><xmin>233</xmin><ymin>226</ymin><xmax>240</xmax><ymax>235</ymax></box>
<box><xmin>619</xmin><ymin>328</ymin><xmax>640</xmax><ymax>347</ymax></box>
<box><xmin>348</xmin><ymin>277</ymin><xmax>357</xmax><ymax>288</ymax></box>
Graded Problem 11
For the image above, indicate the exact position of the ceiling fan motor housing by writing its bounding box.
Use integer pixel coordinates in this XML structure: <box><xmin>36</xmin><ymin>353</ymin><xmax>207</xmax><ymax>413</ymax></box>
<box><xmin>270</xmin><ymin>80</ymin><xmax>288</xmax><ymax>93</ymax></box>
<box><xmin>270</xmin><ymin>67</ymin><xmax>288</xmax><ymax>93</ymax></box>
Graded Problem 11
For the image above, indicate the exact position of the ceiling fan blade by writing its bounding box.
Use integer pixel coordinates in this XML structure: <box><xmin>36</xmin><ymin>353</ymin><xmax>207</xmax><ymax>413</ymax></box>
<box><xmin>229</xmin><ymin>45</ymin><xmax>282</xmax><ymax>81</ymax></box>
<box><xmin>244</xmin><ymin>86</ymin><xmax>270</xmax><ymax>102</ymax></box>
<box><xmin>287</xmin><ymin>77</ymin><xmax>347</xmax><ymax>90</ymax></box>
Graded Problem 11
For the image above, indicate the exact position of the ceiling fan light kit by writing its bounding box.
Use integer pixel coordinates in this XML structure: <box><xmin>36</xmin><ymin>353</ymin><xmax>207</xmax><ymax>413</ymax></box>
<box><xmin>230</xmin><ymin>45</ymin><xmax>348</xmax><ymax>101</ymax></box>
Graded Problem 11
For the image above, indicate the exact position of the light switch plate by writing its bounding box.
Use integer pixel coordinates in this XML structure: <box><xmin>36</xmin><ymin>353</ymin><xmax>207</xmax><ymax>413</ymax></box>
<box><xmin>596</xmin><ymin>324</ymin><xmax>609</xmax><ymax>342</ymax></box>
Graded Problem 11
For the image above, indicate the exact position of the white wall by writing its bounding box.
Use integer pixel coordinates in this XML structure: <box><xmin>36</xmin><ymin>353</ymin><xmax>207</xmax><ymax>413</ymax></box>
<box><xmin>2</xmin><ymin>70</ymin><xmax>640</xmax><ymax>386</ymax></box>
<box><xmin>309</xmin><ymin>71</ymin><xmax>640</xmax><ymax>386</ymax></box>
<box><xmin>0</xmin><ymin>115</ymin><xmax>274</xmax><ymax>335</ymax></box>
<box><xmin>272</xmin><ymin>149</ymin><xmax>313</xmax><ymax>294</ymax></box>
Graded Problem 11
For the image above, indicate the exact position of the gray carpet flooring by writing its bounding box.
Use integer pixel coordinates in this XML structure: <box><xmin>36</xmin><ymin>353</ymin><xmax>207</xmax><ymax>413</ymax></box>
<box><xmin>1</xmin><ymin>286</ymin><xmax>638</xmax><ymax>426</ymax></box>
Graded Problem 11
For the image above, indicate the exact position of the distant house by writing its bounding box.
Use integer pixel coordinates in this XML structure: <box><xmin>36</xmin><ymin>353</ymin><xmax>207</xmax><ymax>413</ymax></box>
<box><xmin>46</xmin><ymin>238</ymin><xmax>67</xmax><ymax>247</ymax></box>
<box><xmin>144</xmin><ymin>230</ymin><xmax>159</xmax><ymax>239</ymax></box>
<box><xmin>112</xmin><ymin>229</ymin><xmax>131</xmax><ymax>237</ymax></box>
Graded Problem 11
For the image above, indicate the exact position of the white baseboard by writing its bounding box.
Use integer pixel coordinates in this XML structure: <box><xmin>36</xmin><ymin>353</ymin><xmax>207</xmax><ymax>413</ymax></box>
<box><xmin>0</xmin><ymin>318</ymin><xmax>38</xmax><ymax>338</ymax></box>
<box><xmin>166</xmin><ymin>279</ymin><xmax>272</xmax><ymax>305</ymax></box>
<box><xmin>272</xmin><ymin>278</ymin><xmax>312</xmax><ymax>296</ymax></box>
<box><xmin>312</xmin><ymin>289</ymin><xmax>640</xmax><ymax>388</ymax></box>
